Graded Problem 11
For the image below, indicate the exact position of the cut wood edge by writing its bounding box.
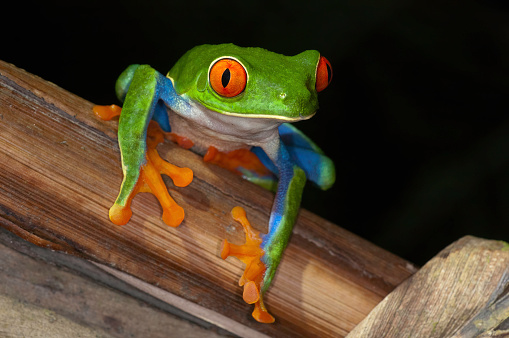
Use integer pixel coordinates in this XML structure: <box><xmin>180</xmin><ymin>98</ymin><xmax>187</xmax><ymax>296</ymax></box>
<box><xmin>347</xmin><ymin>236</ymin><xmax>509</xmax><ymax>337</ymax></box>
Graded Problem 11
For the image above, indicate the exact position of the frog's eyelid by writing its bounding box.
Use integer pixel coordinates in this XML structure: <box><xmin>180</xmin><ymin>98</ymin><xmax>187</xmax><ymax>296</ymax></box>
<box><xmin>208</xmin><ymin>56</ymin><xmax>249</xmax><ymax>85</ymax></box>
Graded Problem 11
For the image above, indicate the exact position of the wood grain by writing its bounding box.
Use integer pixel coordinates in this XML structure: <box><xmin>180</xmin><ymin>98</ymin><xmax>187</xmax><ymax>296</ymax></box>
<box><xmin>0</xmin><ymin>226</ymin><xmax>224</xmax><ymax>338</ymax></box>
<box><xmin>0</xmin><ymin>60</ymin><xmax>417</xmax><ymax>337</ymax></box>
<box><xmin>347</xmin><ymin>236</ymin><xmax>509</xmax><ymax>337</ymax></box>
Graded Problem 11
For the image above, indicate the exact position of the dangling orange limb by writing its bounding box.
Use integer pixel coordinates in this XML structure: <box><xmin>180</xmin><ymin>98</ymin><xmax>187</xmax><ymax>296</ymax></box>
<box><xmin>221</xmin><ymin>206</ymin><xmax>275</xmax><ymax>323</ymax></box>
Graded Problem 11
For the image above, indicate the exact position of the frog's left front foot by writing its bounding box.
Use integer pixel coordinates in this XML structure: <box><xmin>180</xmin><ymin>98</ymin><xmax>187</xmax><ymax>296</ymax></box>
<box><xmin>221</xmin><ymin>207</ymin><xmax>275</xmax><ymax>323</ymax></box>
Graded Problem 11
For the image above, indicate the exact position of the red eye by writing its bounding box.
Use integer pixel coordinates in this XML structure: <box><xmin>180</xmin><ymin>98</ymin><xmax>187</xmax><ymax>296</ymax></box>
<box><xmin>209</xmin><ymin>58</ymin><xmax>247</xmax><ymax>97</ymax></box>
<box><xmin>315</xmin><ymin>56</ymin><xmax>332</xmax><ymax>92</ymax></box>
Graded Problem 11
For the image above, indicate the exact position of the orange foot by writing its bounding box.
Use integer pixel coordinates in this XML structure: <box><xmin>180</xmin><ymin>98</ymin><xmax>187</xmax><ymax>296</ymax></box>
<box><xmin>111</xmin><ymin>121</ymin><xmax>193</xmax><ymax>227</ymax></box>
<box><xmin>94</xmin><ymin>104</ymin><xmax>193</xmax><ymax>227</ymax></box>
<box><xmin>221</xmin><ymin>207</ymin><xmax>275</xmax><ymax>323</ymax></box>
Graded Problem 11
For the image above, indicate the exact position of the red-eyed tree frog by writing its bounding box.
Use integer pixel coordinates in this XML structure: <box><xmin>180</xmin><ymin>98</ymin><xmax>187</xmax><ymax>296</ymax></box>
<box><xmin>93</xmin><ymin>43</ymin><xmax>335</xmax><ymax>323</ymax></box>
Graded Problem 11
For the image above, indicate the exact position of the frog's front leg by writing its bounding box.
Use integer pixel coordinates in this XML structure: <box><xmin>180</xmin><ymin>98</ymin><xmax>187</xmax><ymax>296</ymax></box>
<box><xmin>221</xmin><ymin>138</ymin><xmax>306</xmax><ymax>323</ymax></box>
<box><xmin>96</xmin><ymin>65</ymin><xmax>193</xmax><ymax>227</ymax></box>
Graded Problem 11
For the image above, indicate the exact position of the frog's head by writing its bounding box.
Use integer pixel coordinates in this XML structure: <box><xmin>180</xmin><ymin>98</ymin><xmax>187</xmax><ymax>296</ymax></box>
<box><xmin>167</xmin><ymin>43</ymin><xmax>332</xmax><ymax>121</ymax></box>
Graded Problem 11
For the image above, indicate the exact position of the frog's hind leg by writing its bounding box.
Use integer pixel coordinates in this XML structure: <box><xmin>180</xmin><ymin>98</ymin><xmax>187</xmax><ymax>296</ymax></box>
<box><xmin>203</xmin><ymin>146</ymin><xmax>277</xmax><ymax>191</ymax></box>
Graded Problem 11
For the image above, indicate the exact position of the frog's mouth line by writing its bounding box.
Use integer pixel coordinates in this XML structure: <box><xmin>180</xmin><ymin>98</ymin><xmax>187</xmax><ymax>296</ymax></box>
<box><xmin>181</xmin><ymin>94</ymin><xmax>317</xmax><ymax>122</ymax></box>
<box><xmin>217</xmin><ymin>110</ymin><xmax>316</xmax><ymax>121</ymax></box>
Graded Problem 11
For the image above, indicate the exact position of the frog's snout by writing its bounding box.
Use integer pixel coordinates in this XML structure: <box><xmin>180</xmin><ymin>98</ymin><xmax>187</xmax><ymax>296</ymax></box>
<box><xmin>278</xmin><ymin>86</ymin><xmax>316</xmax><ymax>118</ymax></box>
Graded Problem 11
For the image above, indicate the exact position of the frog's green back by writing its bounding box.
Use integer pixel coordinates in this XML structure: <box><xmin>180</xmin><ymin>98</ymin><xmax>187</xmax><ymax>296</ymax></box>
<box><xmin>167</xmin><ymin>43</ymin><xmax>321</xmax><ymax>120</ymax></box>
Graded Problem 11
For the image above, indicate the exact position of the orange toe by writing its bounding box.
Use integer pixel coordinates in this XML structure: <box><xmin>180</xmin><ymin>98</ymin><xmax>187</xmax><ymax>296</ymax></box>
<box><xmin>162</xmin><ymin>204</ymin><xmax>185</xmax><ymax>228</ymax></box>
<box><xmin>253</xmin><ymin>300</ymin><xmax>275</xmax><ymax>324</ymax></box>
<box><xmin>243</xmin><ymin>281</ymin><xmax>260</xmax><ymax>304</ymax></box>
<box><xmin>109</xmin><ymin>203</ymin><xmax>132</xmax><ymax>225</ymax></box>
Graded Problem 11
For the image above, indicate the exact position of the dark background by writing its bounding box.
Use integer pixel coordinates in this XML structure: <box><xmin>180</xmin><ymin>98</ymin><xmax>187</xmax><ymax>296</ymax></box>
<box><xmin>3</xmin><ymin>0</ymin><xmax>509</xmax><ymax>265</ymax></box>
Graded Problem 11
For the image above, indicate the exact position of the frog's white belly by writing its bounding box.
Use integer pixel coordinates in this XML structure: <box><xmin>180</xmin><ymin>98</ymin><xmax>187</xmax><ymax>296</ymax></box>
<box><xmin>167</xmin><ymin>100</ymin><xmax>282</xmax><ymax>155</ymax></box>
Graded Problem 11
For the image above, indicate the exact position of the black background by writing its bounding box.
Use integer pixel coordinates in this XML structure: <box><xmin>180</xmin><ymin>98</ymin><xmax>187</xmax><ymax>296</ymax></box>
<box><xmin>3</xmin><ymin>0</ymin><xmax>509</xmax><ymax>265</ymax></box>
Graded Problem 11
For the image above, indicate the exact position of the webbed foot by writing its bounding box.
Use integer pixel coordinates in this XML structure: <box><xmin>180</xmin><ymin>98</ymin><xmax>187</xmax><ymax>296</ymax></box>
<box><xmin>94</xmin><ymin>104</ymin><xmax>193</xmax><ymax>227</ymax></box>
<box><xmin>221</xmin><ymin>207</ymin><xmax>275</xmax><ymax>323</ymax></box>
<box><xmin>111</xmin><ymin>121</ymin><xmax>193</xmax><ymax>227</ymax></box>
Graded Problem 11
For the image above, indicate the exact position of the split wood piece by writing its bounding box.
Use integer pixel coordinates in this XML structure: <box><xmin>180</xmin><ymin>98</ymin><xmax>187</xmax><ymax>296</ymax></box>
<box><xmin>0</xmin><ymin>59</ymin><xmax>416</xmax><ymax>337</ymax></box>
<box><xmin>347</xmin><ymin>236</ymin><xmax>509</xmax><ymax>337</ymax></box>
<box><xmin>0</xmin><ymin>226</ymin><xmax>225</xmax><ymax>338</ymax></box>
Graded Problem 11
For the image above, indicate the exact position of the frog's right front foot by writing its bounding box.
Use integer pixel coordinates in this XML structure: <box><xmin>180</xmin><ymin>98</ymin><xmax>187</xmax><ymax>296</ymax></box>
<box><xmin>94</xmin><ymin>104</ymin><xmax>193</xmax><ymax>227</ymax></box>
<box><xmin>112</xmin><ymin>121</ymin><xmax>193</xmax><ymax>227</ymax></box>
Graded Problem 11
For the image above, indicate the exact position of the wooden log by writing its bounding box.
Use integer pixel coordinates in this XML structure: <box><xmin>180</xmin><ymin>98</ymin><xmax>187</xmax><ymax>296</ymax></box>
<box><xmin>0</xmin><ymin>60</ymin><xmax>416</xmax><ymax>337</ymax></box>
<box><xmin>347</xmin><ymin>236</ymin><xmax>509</xmax><ymax>337</ymax></box>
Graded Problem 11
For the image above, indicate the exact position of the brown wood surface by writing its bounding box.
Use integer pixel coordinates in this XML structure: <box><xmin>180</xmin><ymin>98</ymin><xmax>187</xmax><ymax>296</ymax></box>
<box><xmin>347</xmin><ymin>236</ymin><xmax>509</xmax><ymax>337</ymax></box>
<box><xmin>0</xmin><ymin>226</ymin><xmax>225</xmax><ymax>338</ymax></box>
<box><xmin>0</xmin><ymin>60</ymin><xmax>417</xmax><ymax>337</ymax></box>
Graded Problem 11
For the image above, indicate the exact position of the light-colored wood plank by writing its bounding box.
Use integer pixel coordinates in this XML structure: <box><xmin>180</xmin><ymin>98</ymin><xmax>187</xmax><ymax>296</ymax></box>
<box><xmin>347</xmin><ymin>236</ymin><xmax>509</xmax><ymax>337</ymax></box>
<box><xmin>0</xmin><ymin>60</ymin><xmax>417</xmax><ymax>337</ymax></box>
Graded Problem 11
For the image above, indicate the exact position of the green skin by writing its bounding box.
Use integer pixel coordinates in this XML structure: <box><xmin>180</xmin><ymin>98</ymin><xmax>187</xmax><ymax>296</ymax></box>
<box><xmin>168</xmin><ymin>44</ymin><xmax>319</xmax><ymax>119</ymax></box>
<box><xmin>112</xmin><ymin>43</ymin><xmax>335</xmax><ymax>296</ymax></box>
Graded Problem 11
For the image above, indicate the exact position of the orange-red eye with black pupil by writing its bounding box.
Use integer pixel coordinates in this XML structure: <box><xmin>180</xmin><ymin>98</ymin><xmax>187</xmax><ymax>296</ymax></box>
<box><xmin>315</xmin><ymin>56</ymin><xmax>332</xmax><ymax>92</ymax></box>
<box><xmin>209</xmin><ymin>58</ymin><xmax>247</xmax><ymax>97</ymax></box>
